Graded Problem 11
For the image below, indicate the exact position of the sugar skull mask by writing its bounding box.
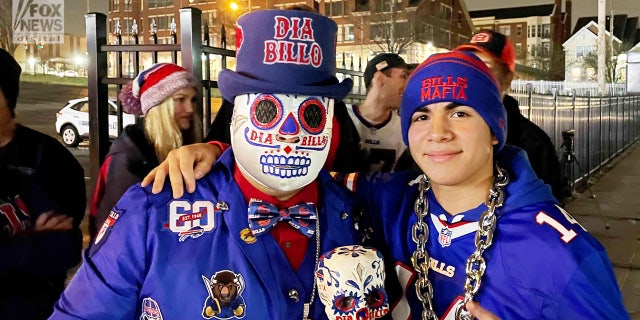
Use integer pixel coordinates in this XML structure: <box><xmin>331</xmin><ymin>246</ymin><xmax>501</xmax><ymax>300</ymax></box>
<box><xmin>231</xmin><ymin>93</ymin><xmax>333</xmax><ymax>192</ymax></box>
<box><xmin>315</xmin><ymin>245</ymin><xmax>389</xmax><ymax>320</ymax></box>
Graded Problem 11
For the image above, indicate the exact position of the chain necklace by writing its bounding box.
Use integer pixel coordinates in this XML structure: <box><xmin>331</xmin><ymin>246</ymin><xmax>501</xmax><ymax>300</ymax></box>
<box><xmin>301</xmin><ymin>215</ymin><xmax>320</xmax><ymax>320</ymax></box>
<box><xmin>411</xmin><ymin>164</ymin><xmax>509</xmax><ymax>320</ymax></box>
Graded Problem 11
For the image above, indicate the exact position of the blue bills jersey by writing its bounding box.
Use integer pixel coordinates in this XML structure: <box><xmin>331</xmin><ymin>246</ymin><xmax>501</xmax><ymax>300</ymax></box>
<box><xmin>354</xmin><ymin>146</ymin><xmax>629</xmax><ymax>319</ymax></box>
<box><xmin>51</xmin><ymin>149</ymin><xmax>362</xmax><ymax>320</ymax></box>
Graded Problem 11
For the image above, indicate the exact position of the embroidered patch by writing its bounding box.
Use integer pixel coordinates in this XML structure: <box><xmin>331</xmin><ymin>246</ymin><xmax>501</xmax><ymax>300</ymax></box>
<box><xmin>94</xmin><ymin>209</ymin><xmax>121</xmax><ymax>245</ymax></box>
<box><xmin>164</xmin><ymin>200</ymin><xmax>216</xmax><ymax>242</ymax></box>
<box><xmin>201</xmin><ymin>270</ymin><xmax>247</xmax><ymax>319</ymax></box>
<box><xmin>140</xmin><ymin>297</ymin><xmax>163</xmax><ymax>320</ymax></box>
<box><xmin>438</xmin><ymin>226</ymin><xmax>452</xmax><ymax>247</ymax></box>
<box><xmin>89</xmin><ymin>208</ymin><xmax>124</xmax><ymax>256</ymax></box>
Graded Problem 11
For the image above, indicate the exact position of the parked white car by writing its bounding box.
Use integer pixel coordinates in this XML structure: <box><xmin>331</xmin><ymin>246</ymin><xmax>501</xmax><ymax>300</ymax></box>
<box><xmin>55</xmin><ymin>97</ymin><xmax>136</xmax><ymax>147</ymax></box>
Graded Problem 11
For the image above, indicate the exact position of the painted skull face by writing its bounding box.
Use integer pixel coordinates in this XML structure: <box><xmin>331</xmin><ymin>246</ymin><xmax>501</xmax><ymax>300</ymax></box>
<box><xmin>315</xmin><ymin>245</ymin><xmax>389</xmax><ymax>320</ymax></box>
<box><xmin>231</xmin><ymin>93</ymin><xmax>333</xmax><ymax>192</ymax></box>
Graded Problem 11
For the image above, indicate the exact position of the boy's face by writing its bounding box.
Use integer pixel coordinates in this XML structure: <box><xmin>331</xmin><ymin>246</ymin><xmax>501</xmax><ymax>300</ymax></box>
<box><xmin>407</xmin><ymin>101</ymin><xmax>497</xmax><ymax>188</ymax></box>
<box><xmin>231</xmin><ymin>93</ymin><xmax>334</xmax><ymax>192</ymax></box>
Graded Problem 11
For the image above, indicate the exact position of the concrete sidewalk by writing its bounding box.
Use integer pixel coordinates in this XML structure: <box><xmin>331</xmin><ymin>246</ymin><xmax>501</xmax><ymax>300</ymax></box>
<box><xmin>565</xmin><ymin>141</ymin><xmax>640</xmax><ymax>319</ymax></box>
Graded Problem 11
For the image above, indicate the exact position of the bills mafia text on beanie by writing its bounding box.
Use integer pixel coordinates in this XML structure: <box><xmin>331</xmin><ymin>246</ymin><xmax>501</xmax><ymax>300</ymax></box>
<box><xmin>363</xmin><ymin>53</ymin><xmax>408</xmax><ymax>88</ymax></box>
<box><xmin>455</xmin><ymin>30</ymin><xmax>516</xmax><ymax>73</ymax></box>
<box><xmin>217</xmin><ymin>9</ymin><xmax>353</xmax><ymax>102</ymax></box>
<box><xmin>0</xmin><ymin>48</ymin><xmax>22</xmax><ymax>116</ymax></box>
<box><xmin>400</xmin><ymin>51</ymin><xmax>507</xmax><ymax>151</ymax></box>
<box><xmin>119</xmin><ymin>63</ymin><xmax>199</xmax><ymax>116</ymax></box>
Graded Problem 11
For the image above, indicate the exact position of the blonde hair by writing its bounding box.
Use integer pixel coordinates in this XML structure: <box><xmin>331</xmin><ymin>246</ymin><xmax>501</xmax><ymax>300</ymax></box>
<box><xmin>144</xmin><ymin>97</ymin><xmax>202</xmax><ymax>161</ymax></box>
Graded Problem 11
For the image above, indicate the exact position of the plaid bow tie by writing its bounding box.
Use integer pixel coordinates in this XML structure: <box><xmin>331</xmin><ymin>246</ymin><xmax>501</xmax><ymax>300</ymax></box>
<box><xmin>247</xmin><ymin>199</ymin><xmax>317</xmax><ymax>238</ymax></box>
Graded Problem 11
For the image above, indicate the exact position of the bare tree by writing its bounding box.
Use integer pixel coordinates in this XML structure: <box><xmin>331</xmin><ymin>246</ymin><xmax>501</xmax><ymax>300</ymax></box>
<box><xmin>582</xmin><ymin>40</ymin><xmax>633</xmax><ymax>83</ymax></box>
<box><xmin>367</xmin><ymin>1</ymin><xmax>417</xmax><ymax>54</ymax></box>
<box><xmin>0</xmin><ymin>0</ymin><xmax>18</xmax><ymax>53</ymax></box>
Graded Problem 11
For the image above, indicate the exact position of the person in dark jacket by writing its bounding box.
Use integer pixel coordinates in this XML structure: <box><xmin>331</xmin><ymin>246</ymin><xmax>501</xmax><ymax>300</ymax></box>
<box><xmin>89</xmin><ymin>63</ymin><xmax>202</xmax><ymax>240</ymax></box>
<box><xmin>454</xmin><ymin>30</ymin><xmax>566</xmax><ymax>203</ymax></box>
<box><xmin>0</xmin><ymin>48</ymin><xmax>84</xmax><ymax>319</ymax></box>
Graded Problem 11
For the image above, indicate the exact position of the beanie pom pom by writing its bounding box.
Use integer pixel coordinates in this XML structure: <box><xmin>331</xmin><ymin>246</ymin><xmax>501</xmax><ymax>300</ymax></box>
<box><xmin>119</xmin><ymin>81</ymin><xmax>142</xmax><ymax>116</ymax></box>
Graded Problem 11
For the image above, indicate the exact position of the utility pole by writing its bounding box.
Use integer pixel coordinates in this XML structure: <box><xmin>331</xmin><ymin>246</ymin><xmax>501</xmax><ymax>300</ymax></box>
<box><xmin>597</xmin><ymin>0</ymin><xmax>606</xmax><ymax>94</ymax></box>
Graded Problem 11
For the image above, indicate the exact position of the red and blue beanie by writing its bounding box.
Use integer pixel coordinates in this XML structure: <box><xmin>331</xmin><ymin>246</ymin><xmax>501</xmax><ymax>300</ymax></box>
<box><xmin>119</xmin><ymin>63</ymin><xmax>199</xmax><ymax>116</ymax></box>
<box><xmin>218</xmin><ymin>9</ymin><xmax>353</xmax><ymax>102</ymax></box>
<box><xmin>400</xmin><ymin>51</ymin><xmax>507</xmax><ymax>151</ymax></box>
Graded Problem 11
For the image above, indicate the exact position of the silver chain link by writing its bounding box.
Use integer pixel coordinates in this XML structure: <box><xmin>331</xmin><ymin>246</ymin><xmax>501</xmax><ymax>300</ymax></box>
<box><xmin>412</xmin><ymin>165</ymin><xmax>509</xmax><ymax>320</ymax></box>
<box><xmin>411</xmin><ymin>175</ymin><xmax>438</xmax><ymax>320</ymax></box>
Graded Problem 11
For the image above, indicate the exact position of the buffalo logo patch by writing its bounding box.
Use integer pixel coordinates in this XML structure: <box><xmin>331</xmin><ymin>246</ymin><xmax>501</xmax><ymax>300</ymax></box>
<box><xmin>202</xmin><ymin>270</ymin><xmax>247</xmax><ymax>319</ymax></box>
<box><xmin>239</xmin><ymin>228</ymin><xmax>257</xmax><ymax>244</ymax></box>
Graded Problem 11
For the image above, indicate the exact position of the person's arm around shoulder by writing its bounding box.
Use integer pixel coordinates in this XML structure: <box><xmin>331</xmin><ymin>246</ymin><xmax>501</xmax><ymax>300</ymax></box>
<box><xmin>141</xmin><ymin>141</ymin><xmax>226</xmax><ymax>198</ymax></box>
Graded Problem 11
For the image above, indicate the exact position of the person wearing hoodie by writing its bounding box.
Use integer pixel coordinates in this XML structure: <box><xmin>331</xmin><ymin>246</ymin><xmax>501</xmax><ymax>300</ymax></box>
<box><xmin>88</xmin><ymin>63</ymin><xmax>201</xmax><ymax>240</ymax></box>
<box><xmin>140</xmin><ymin>51</ymin><xmax>627</xmax><ymax>319</ymax></box>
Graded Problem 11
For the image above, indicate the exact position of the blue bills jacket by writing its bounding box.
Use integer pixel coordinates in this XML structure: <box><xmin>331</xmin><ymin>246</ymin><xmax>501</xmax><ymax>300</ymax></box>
<box><xmin>355</xmin><ymin>145</ymin><xmax>628</xmax><ymax>319</ymax></box>
<box><xmin>51</xmin><ymin>149</ymin><xmax>363</xmax><ymax>320</ymax></box>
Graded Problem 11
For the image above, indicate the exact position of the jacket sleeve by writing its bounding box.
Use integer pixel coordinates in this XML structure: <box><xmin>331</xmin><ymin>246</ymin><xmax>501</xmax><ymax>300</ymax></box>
<box><xmin>51</xmin><ymin>186</ymin><xmax>151</xmax><ymax>319</ymax></box>
<box><xmin>0</xmin><ymin>229</ymin><xmax>82</xmax><ymax>277</ymax></box>
<box><xmin>0</xmin><ymin>171</ymin><xmax>81</xmax><ymax>277</ymax></box>
<box><xmin>556</xmin><ymin>251</ymin><xmax>629</xmax><ymax>319</ymax></box>
<box><xmin>36</xmin><ymin>138</ymin><xmax>86</xmax><ymax>229</ymax></box>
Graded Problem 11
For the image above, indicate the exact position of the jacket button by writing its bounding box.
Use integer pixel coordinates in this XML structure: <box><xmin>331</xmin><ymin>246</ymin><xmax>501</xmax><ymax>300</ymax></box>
<box><xmin>288</xmin><ymin>289</ymin><xmax>299</xmax><ymax>302</ymax></box>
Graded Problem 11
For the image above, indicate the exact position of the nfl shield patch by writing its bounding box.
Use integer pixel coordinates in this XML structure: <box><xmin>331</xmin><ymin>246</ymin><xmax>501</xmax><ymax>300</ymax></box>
<box><xmin>438</xmin><ymin>227</ymin><xmax>452</xmax><ymax>247</ymax></box>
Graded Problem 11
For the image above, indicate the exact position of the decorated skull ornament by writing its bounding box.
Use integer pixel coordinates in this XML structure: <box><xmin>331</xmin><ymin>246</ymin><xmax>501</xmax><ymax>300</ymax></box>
<box><xmin>315</xmin><ymin>245</ymin><xmax>389</xmax><ymax>320</ymax></box>
<box><xmin>231</xmin><ymin>93</ymin><xmax>334</xmax><ymax>192</ymax></box>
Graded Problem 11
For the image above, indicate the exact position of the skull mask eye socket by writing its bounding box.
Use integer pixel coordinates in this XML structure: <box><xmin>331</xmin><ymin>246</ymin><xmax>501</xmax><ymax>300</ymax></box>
<box><xmin>333</xmin><ymin>294</ymin><xmax>357</xmax><ymax>313</ymax></box>
<box><xmin>298</xmin><ymin>98</ymin><xmax>326</xmax><ymax>134</ymax></box>
<box><xmin>251</xmin><ymin>95</ymin><xmax>282</xmax><ymax>129</ymax></box>
<box><xmin>365</xmin><ymin>288</ymin><xmax>385</xmax><ymax>309</ymax></box>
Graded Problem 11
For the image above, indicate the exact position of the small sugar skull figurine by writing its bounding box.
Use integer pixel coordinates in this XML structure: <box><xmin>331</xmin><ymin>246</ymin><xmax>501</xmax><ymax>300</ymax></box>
<box><xmin>315</xmin><ymin>245</ymin><xmax>389</xmax><ymax>320</ymax></box>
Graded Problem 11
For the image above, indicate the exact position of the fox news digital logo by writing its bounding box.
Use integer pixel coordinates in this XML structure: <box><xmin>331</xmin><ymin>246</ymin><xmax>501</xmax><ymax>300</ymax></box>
<box><xmin>12</xmin><ymin>0</ymin><xmax>64</xmax><ymax>44</ymax></box>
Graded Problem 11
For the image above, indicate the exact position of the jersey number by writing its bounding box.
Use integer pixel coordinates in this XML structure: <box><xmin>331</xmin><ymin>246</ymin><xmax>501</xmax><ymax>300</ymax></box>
<box><xmin>535</xmin><ymin>211</ymin><xmax>578</xmax><ymax>243</ymax></box>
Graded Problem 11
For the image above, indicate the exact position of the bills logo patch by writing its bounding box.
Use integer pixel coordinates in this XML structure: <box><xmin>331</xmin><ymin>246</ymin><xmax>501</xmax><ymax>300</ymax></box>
<box><xmin>95</xmin><ymin>209</ymin><xmax>121</xmax><ymax>245</ymax></box>
<box><xmin>166</xmin><ymin>200</ymin><xmax>216</xmax><ymax>242</ymax></box>
<box><xmin>438</xmin><ymin>226</ymin><xmax>452</xmax><ymax>247</ymax></box>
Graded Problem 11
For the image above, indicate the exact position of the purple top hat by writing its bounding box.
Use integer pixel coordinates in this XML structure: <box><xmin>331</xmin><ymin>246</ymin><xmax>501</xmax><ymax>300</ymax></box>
<box><xmin>218</xmin><ymin>10</ymin><xmax>353</xmax><ymax>102</ymax></box>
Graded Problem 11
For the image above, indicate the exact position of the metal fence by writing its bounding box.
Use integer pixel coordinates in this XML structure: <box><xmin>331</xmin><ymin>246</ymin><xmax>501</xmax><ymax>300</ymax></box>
<box><xmin>511</xmin><ymin>90</ymin><xmax>640</xmax><ymax>192</ymax></box>
<box><xmin>85</xmin><ymin>7</ymin><xmax>640</xmax><ymax>192</ymax></box>
<box><xmin>511</xmin><ymin>79</ymin><xmax>628</xmax><ymax>97</ymax></box>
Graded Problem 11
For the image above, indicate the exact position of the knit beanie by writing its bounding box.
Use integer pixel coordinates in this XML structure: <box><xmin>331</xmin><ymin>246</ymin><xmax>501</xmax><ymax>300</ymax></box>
<box><xmin>400</xmin><ymin>51</ymin><xmax>507</xmax><ymax>151</ymax></box>
<box><xmin>119</xmin><ymin>63</ymin><xmax>199</xmax><ymax>116</ymax></box>
<box><xmin>0</xmin><ymin>48</ymin><xmax>22</xmax><ymax>116</ymax></box>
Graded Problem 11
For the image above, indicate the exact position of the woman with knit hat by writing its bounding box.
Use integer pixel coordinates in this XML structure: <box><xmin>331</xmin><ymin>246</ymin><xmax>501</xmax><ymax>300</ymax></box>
<box><xmin>141</xmin><ymin>51</ymin><xmax>627</xmax><ymax>319</ymax></box>
<box><xmin>89</xmin><ymin>62</ymin><xmax>201</xmax><ymax>240</ymax></box>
